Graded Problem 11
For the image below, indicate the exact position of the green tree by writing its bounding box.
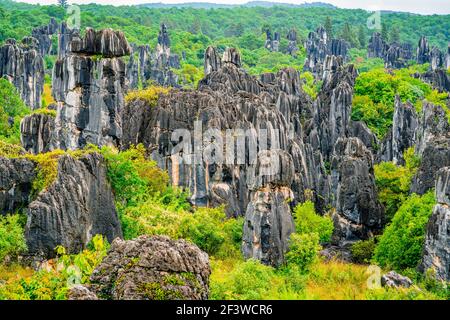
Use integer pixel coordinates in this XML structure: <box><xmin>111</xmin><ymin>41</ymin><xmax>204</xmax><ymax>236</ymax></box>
<box><xmin>390</xmin><ymin>26</ymin><xmax>401</xmax><ymax>43</ymax></box>
<box><xmin>373</xmin><ymin>191</ymin><xmax>436</xmax><ymax>271</ymax></box>
<box><xmin>358</xmin><ymin>25</ymin><xmax>366</xmax><ymax>48</ymax></box>
<box><xmin>58</xmin><ymin>0</ymin><xmax>68</xmax><ymax>9</ymax></box>
<box><xmin>381</xmin><ymin>23</ymin><xmax>390</xmax><ymax>43</ymax></box>
<box><xmin>324</xmin><ymin>16</ymin><xmax>333</xmax><ymax>39</ymax></box>
<box><xmin>340</xmin><ymin>23</ymin><xmax>358</xmax><ymax>47</ymax></box>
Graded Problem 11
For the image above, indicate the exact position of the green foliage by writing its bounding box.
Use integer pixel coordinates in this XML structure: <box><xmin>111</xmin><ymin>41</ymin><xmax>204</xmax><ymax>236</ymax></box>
<box><xmin>293</xmin><ymin>201</ymin><xmax>334</xmax><ymax>243</ymax></box>
<box><xmin>374</xmin><ymin>147</ymin><xmax>420</xmax><ymax>221</ymax></box>
<box><xmin>0</xmin><ymin>214</ymin><xmax>27</xmax><ymax>263</ymax></box>
<box><xmin>351</xmin><ymin>238</ymin><xmax>376</xmax><ymax>264</ymax></box>
<box><xmin>352</xmin><ymin>66</ymin><xmax>448</xmax><ymax>139</ymax></box>
<box><xmin>286</xmin><ymin>233</ymin><xmax>321</xmax><ymax>273</ymax></box>
<box><xmin>125</xmin><ymin>86</ymin><xmax>170</xmax><ymax>105</ymax></box>
<box><xmin>300</xmin><ymin>72</ymin><xmax>321</xmax><ymax>99</ymax></box>
<box><xmin>0</xmin><ymin>78</ymin><xmax>31</xmax><ymax>144</ymax></box>
<box><xmin>373</xmin><ymin>191</ymin><xmax>436</xmax><ymax>271</ymax></box>
<box><xmin>0</xmin><ymin>235</ymin><xmax>108</xmax><ymax>300</ymax></box>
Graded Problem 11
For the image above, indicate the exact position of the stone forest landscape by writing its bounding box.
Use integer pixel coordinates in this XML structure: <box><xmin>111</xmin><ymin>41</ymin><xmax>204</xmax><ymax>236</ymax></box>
<box><xmin>0</xmin><ymin>0</ymin><xmax>449</xmax><ymax>303</ymax></box>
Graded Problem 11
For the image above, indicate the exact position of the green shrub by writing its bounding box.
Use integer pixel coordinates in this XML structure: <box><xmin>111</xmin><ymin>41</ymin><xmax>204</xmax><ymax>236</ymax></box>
<box><xmin>293</xmin><ymin>201</ymin><xmax>334</xmax><ymax>243</ymax></box>
<box><xmin>286</xmin><ymin>233</ymin><xmax>321</xmax><ymax>273</ymax></box>
<box><xmin>351</xmin><ymin>238</ymin><xmax>376</xmax><ymax>264</ymax></box>
<box><xmin>0</xmin><ymin>78</ymin><xmax>31</xmax><ymax>144</ymax></box>
<box><xmin>0</xmin><ymin>214</ymin><xmax>27</xmax><ymax>263</ymax></box>
<box><xmin>374</xmin><ymin>147</ymin><xmax>420</xmax><ymax>221</ymax></box>
<box><xmin>0</xmin><ymin>140</ymin><xmax>24</xmax><ymax>158</ymax></box>
<box><xmin>373</xmin><ymin>191</ymin><xmax>436</xmax><ymax>271</ymax></box>
<box><xmin>0</xmin><ymin>234</ymin><xmax>108</xmax><ymax>300</ymax></box>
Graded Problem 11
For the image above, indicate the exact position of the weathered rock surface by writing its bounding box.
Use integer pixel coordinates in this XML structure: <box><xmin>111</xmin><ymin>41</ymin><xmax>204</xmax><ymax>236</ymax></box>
<box><xmin>331</xmin><ymin>137</ymin><xmax>384</xmax><ymax>243</ymax></box>
<box><xmin>381</xmin><ymin>96</ymin><xmax>418</xmax><ymax>164</ymax></box>
<box><xmin>286</xmin><ymin>29</ymin><xmax>299</xmax><ymax>56</ymax></box>
<box><xmin>31</xmin><ymin>18</ymin><xmax>59</xmax><ymax>56</ymax></box>
<box><xmin>419</xmin><ymin>68</ymin><xmax>450</xmax><ymax>93</ymax></box>
<box><xmin>0</xmin><ymin>37</ymin><xmax>45</xmax><ymax>110</ymax></box>
<box><xmin>368</xmin><ymin>32</ymin><xmax>387</xmax><ymax>59</ymax></box>
<box><xmin>264</xmin><ymin>29</ymin><xmax>280</xmax><ymax>52</ymax></box>
<box><xmin>68</xmin><ymin>285</ymin><xmax>99</xmax><ymax>300</ymax></box>
<box><xmin>50</xmin><ymin>28</ymin><xmax>129</xmax><ymax>150</ymax></box>
<box><xmin>417</xmin><ymin>36</ymin><xmax>430</xmax><ymax>65</ymax></box>
<box><xmin>25</xmin><ymin>152</ymin><xmax>122</xmax><ymax>259</ymax></box>
<box><xmin>381</xmin><ymin>271</ymin><xmax>413</xmax><ymax>288</ymax></box>
<box><xmin>304</xmin><ymin>26</ymin><xmax>329</xmax><ymax>74</ymax></box>
<box><xmin>242</xmin><ymin>149</ymin><xmax>296</xmax><ymax>267</ymax></box>
<box><xmin>20</xmin><ymin>113</ymin><xmax>55</xmax><ymax>154</ymax></box>
<box><xmin>420</xmin><ymin>167</ymin><xmax>450</xmax><ymax>282</ymax></box>
<box><xmin>82</xmin><ymin>236</ymin><xmax>210</xmax><ymax>300</ymax></box>
<box><xmin>0</xmin><ymin>157</ymin><xmax>36</xmax><ymax>215</ymax></box>
<box><xmin>204</xmin><ymin>46</ymin><xmax>222</xmax><ymax>76</ymax></box>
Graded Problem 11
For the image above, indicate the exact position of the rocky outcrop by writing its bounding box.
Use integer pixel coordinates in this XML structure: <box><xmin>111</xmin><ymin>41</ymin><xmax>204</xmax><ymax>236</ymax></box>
<box><xmin>430</xmin><ymin>47</ymin><xmax>445</xmax><ymax>71</ymax></box>
<box><xmin>148</xmin><ymin>24</ymin><xmax>180</xmax><ymax>87</ymax></box>
<box><xmin>126</xmin><ymin>44</ymin><xmax>151</xmax><ymax>89</ymax></box>
<box><xmin>50</xmin><ymin>28</ymin><xmax>129</xmax><ymax>150</ymax></box>
<box><xmin>417</xmin><ymin>36</ymin><xmax>430</xmax><ymax>65</ymax></box>
<box><xmin>20</xmin><ymin>113</ymin><xmax>55</xmax><ymax>154</ymax></box>
<box><xmin>349</xmin><ymin>120</ymin><xmax>378</xmax><ymax>155</ymax></box>
<box><xmin>264</xmin><ymin>29</ymin><xmax>280</xmax><ymax>52</ymax></box>
<box><xmin>381</xmin><ymin>96</ymin><xmax>418</xmax><ymax>164</ymax></box>
<box><xmin>331</xmin><ymin>137</ymin><xmax>384</xmax><ymax>243</ymax></box>
<box><xmin>304</xmin><ymin>26</ymin><xmax>328</xmax><ymax>74</ymax></box>
<box><xmin>381</xmin><ymin>271</ymin><xmax>413</xmax><ymax>288</ymax></box>
<box><xmin>329</xmin><ymin>39</ymin><xmax>349</xmax><ymax>60</ymax></box>
<box><xmin>368</xmin><ymin>32</ymin><xmax>387</xmax><ymax>59</ymax></box>
<box><xmin>57</xmin><ymin>22</ymin><xmax>79</xmax><ymax>59</ymax></box>
<box><xmin>242</xmin><ymin>149</ymin><xmax>296</xmax><ymax>267</ymax></box>
<box><xmin>419</xmin><ymin>68</ymin><xmax>450</xmax><ymax>93</ymax></box>
<box><xmin>0</xmin><ymin>157</ymin><xmax>36</xmax><ymax>215</ymax></box>
<box><xmin>286</xmin><ymin>29</ymin><xmax>299</xmax><ymax>56</ymax></box>
<box><xmin>447</xmin><ymin>43</ymin><xmax>450</xmax><ymax>69</ymax></box>
<box><xmin>31</xmin><ymin>18</ymin><xmax>59</xmax><ymax>56</ymax></box>
<box><xmin>0</xmin><ymin>37</ymin><xmax>45</xmax><ymax>110</ymax></box>
<box><xmin>204</xmin><ymin>46</ymin><xmax>222</xmax><ymax>76</ymax></box>
<box><xmin>25</xmin><ymin>152</ymin><xmax>122</xmax><ymax>259</ymax></box>
<box><xmin>420</xmin><ymin>168</ymin><xmax>450</xmax><ymax>282</ymax></box>
<box><xmin>77</xmin><ymin>236</ymin><xmax>211</xmax><ymax>300</ymax></box>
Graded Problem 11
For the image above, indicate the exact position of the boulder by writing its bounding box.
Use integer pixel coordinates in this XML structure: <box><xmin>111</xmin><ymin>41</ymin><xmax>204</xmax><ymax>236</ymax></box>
<box><xmin>86</xmin><ymin>236</ymin><xmax>210</xmax><ymax>300</ymax></box>
<box><xmin>381</xmin><ymin>271</ymin><xmax>413</xmax><ymax>288</ymax></box>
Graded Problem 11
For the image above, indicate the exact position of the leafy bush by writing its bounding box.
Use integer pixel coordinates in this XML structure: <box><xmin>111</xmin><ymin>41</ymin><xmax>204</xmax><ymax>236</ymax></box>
<box><xmin>351</xmin><ymin>238</ymin><xmax>376</xmax><ymax>264</ymax></box>
<box><xmin>25</xmin><ymin>150</ymin><xmax>65</xmax><ymax>196</ymax></box>
<box><xmin>125</xmin><ymin>86</ymin><xmax>169</xmax><ymax>105</ymax></box>
<box><xmin>352</xmin><ymin>66</ymin><xmax>448</xmax><ymax>138</ymax></box>
<box><xmin>0</xmin><ymin>214</ymin><xmax>27</xmax><ymax>263</ymax></box>
<box><xmin>300</xmin><ymin>71</ymin><xmax>321</xmax><ymax>99</ymax></box>
<box><xmin>286</xmin><ymin>233</ymin><xmax>321</xmax><ymax>273</ymax></box>
<box><xmin>0</xmin><ymin>78</ymin><xmax>31</xmax><ymax>144</ymax></box>
<box><xmin>0</xmin><ymin>140</ymin><xmax>24</xmax><ymax>158</ymax></box>
<box><xmin>0</xmin><ymin>235</ymin><xmax>108</xmax><ymax>300</ymax></box>
<box><xmin>374</xmin><ymin>147</ymin><xmax>420</xmax><ymax>221</ymax></box>
<box><xmin>373</xmin><ymin>191</ymin><xmax>436</xmax><ymax>271</ymax></box>
<box><xmin>293</xmin><ymin>201</ymin><xmax>334</xmax><ymax>243</ymax></box>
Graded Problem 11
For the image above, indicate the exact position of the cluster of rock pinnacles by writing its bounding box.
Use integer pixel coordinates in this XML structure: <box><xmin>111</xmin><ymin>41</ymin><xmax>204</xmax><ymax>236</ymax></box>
<box><xmin>0</xmin><ymin>20</ymin><xmax>449</xmax><ymax>299</ymax></box>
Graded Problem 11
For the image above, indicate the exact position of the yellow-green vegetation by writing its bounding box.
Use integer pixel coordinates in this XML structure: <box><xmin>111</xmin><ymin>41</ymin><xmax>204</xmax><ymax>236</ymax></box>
<box><xmin>293</xmin><ymin>201</ymin><xmax>334</xmax><ymax>243</ymax></box>
<box><xmin>0</xmin><ymin>140</ymin><xmax>24</xmax><ymax>158</ymax></box>
<box><xmin>33</xmin><ymin>107</ymin><xmax>57</xmax><ymax>118</ymax></box>
<box><xmin>0</xmin><ymin>235</ymin><xmax>108</xmax><ymax>300</ymax></box>
<box><xmin>174</xmin><ymin>63</ymin><xmax>204</xmax><ymax>88</ymax></box>
<box><xmin>374</xmin><ymin>147</ymin><xmax>421</xmax><ymax>220</ymax></box>
<box><xmin>25</xmin><ymin>150</ymin><xmax>65</xmax><ymax>196</ymax></box>
<box><xmin>300</xmin><ymin>72</ymin><xmax>321</xmax><ymax>99</ymax></box>
<box><xmin>41</xmin><ymin>83</ymin><xmax>55</xmax><ymax>108</ymax></box>
<box><xmin>125</xmin><ymin>86</ymin><xmax>170</xmax><ymax>105</ymax></box>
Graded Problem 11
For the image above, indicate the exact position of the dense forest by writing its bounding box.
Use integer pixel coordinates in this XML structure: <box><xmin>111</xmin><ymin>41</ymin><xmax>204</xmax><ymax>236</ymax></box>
<box><xmin>0</xmin><ymin>0</ymin><xmax>449</xmax><ymax>301</ymax></box>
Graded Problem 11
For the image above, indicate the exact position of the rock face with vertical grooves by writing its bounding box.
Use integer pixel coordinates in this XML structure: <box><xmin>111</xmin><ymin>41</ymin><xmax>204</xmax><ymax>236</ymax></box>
<box><xmin>25</xmin><ymin>152</ymin><xmax>122</xmax><ymax>259</ymax></box>
<box><xmin>417</xmin><ymin>36</ymin><xmax>430</xmax><ymax>65</ymax></box>
<box><xmin>384</xmin><ymin>96</ymin><xmax>418</xmax><ymax>165</ymax></box>
<box><xmin>368</xmin><ymin>32</ymin><xmax>387</xmax><ymax>58</ymax></box>
<box><xmin>0</xmin><ymin>37</ymin><xmax>44</xmax><ymax>110</ymax></box>
<box><xmin>82</xmin><ymin>236</ymin><xmax>211</xmax><ymax>300</ymax></box>
<box><xmin>0</xmin><ymin>157</ymin><xmax>36</xmax><ymax>215</ymax></box>
<box><xmin>50</xmin><ymin>28</ymin><xmax>129</xmax><ymax>150</ymax></box>
<box><xmin>264</xmin><ymin>29</ymin><xmax>280</xmax><ymax>52</ymax></box>
<box><xmin>204</xmin><ymin>46</ymin><xmax>222</xmax><ymax>76</ymax></box>
<box><xmin>286</xmin><ymin>29</ymin><xmax>299</xmax><ymax>56</ymax></box>
<box><xmin>420</xmin><ymin>167</ymin><xmax>450</xmax><ymax>282</ymax></box>
<box><xmin>242</xmin><ymin>149</ymin><xmax>296</xmax><ymax>267</ymax></box>
<box><xmin>331</xmin><ymin>137</ymin><xmax>384</xmax><ymax>243</ymax></box>
<box><xmin>31</xmin><ymin>18</ymin><xmax>59</xmax><ymax>56</ymax></box>
<box><xmin>20</xmin><ymin>113</ymin><xmax>55</xmax><ymax>154</ymax></box>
